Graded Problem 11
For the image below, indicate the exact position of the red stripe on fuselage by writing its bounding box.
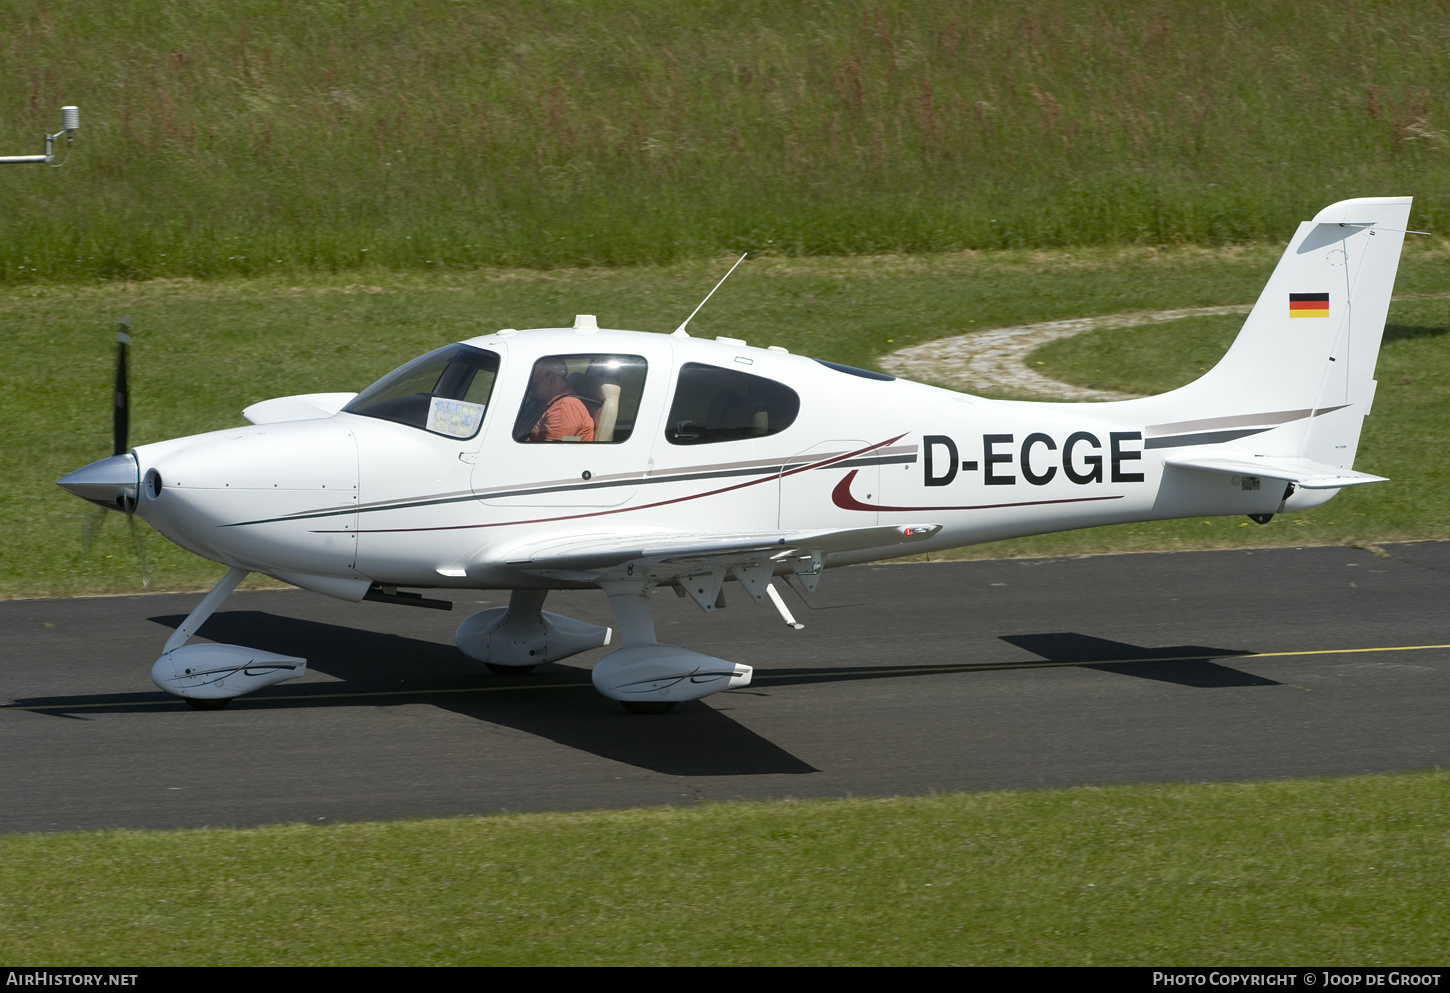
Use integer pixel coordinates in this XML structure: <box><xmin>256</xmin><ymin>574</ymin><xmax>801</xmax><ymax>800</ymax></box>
<box><xmin>830</xmin><ymin>469</ymin><xmax>1125</xmax><ymax>513</ymax></box>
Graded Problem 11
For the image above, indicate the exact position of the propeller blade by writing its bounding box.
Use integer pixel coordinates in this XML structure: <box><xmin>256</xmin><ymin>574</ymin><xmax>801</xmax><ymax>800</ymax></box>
<box><xmin>80</xmin><ymin>505</ymin><xmax>106</xmax><ymax>558</ymax></box>
<box><xmin>66</xmin><ymin>316</ymin><xmax>150</xmax><ymax>590</ymax></box>
<box><xmin>113</xmin><ymin>315</ymin><xmax>131</xmax><ymax>457</ymax></box>
<box><xmin>127</xmin><ymin>513</ymin><xmax>153</xmax><ymax>590</ymax></box>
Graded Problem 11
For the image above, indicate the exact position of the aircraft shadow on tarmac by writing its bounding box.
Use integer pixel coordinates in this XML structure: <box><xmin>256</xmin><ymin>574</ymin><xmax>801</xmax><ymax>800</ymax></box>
<box><xmin>5</xmin><ymin>610</ymin><xmax>815</xmax><ymax>778</ymax></box>
<box><xmin>999</xmin><ymin>633</ymin><xmax>1276</xmax><ymax>687</ymax></box>
<box><xmin>741</xmin><ymin>632</ymin><xmax>1272</xmax><ymax>688</ymax></box>
<box><xmin>6</xmin><ymin>614</ymin><xmax>1270</xmax><ymax>775</ymax></box>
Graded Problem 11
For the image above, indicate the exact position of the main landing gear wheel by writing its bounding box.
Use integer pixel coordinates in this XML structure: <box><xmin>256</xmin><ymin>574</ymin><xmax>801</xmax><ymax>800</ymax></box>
<box><xmin>621</xmin><ymin>701</ymin><xmax>676</xmax><ymax>715</ymax></box>
<box><xmin>184</xmin><ymin>697</ymin><xmax>232</xmax><ymax>711</ymax></box>
<box><xmin>485</xmin><ymin>663</ymin><xmax>537</xmax><ymax>676</ymax></box>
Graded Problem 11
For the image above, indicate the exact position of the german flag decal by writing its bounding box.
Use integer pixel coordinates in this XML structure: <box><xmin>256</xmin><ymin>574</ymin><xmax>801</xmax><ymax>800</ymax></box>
<box><xmin>1290</xmin><ymin>292</ymin><xmax>1330</xmax><ymax>318</ymax></box>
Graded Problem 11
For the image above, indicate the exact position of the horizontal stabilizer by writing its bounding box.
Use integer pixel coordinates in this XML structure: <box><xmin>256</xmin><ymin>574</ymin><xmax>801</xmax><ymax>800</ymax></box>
<box><xmin>1164</xmin><ymin>453</ymin><xmax>1387</xmax><ymax>489</ymax></box>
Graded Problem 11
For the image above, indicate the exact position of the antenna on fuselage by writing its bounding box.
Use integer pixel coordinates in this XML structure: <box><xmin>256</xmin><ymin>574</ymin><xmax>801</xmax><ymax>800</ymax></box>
<box><xmin>673</xmin><ymin>252</ymin><xmax>747</xmax><ymax>338</ymax></box>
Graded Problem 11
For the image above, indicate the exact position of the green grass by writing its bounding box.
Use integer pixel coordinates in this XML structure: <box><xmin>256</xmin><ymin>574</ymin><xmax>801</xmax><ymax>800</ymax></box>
<box><xmin>6</xmin><ymin>242</ymin><xmax>1450</xmax><ymax>597</ymax></box>
<box><xmin>2</xmin><ymin>0</ymin><xmax>1450</xmax><ymax>279</ymax></box>
<box><xmin>8</xmin><ymin>4</ymin><xmax>1450</xmax><ymax>965</ymax></box>
<box><xmin>2</xmin><ymin>772</ymin><xmax>1447</xmax><ymax>965</ymax></box>
<box><xmin>1035</xmin><ymin>311</ymin><xmax>1256</xmax><ymax>398</ymax></box>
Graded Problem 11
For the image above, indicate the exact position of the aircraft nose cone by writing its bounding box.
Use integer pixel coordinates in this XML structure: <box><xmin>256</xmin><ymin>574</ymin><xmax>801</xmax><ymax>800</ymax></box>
<box><xmin>57</xmin><ymin>453</ymin><xmax>139</xmax><ymax>511</ymax></box>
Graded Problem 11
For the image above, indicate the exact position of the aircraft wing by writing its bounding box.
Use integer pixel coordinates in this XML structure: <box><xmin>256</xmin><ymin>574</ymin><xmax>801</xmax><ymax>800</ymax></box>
<box><xmin>1164</xmin><ymin>452</ymin><xmax>1388</xmax><ymax>489</ymax></box>
<box><xmin>499</xmin><ymin>523</ymin><xmax>942</xmax><ymax>602</ymax></box>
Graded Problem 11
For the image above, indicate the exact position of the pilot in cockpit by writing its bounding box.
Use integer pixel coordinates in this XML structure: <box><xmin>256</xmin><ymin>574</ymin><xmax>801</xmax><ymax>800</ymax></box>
<box><xmin>516</xmin><ymin>356</ymin><xmax>596</xmax><ymax>442</ymax></box>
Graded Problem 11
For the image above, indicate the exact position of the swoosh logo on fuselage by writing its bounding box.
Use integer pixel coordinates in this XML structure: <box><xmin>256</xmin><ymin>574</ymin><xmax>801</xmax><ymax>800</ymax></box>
<box><xmin>829</xmin><ymin>469</ymin><xmax>1125</xmax><ymax>513</ymax></box>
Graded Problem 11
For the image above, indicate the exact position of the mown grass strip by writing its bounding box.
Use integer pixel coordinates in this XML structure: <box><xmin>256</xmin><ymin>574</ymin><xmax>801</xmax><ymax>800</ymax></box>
<box><xmin>2</xmin><ymin>772</ymin><xmax>1446</xmax><ymax>966</ymax></box>
<box><xmin>3</xmin><ymin>0</ymin><xmax>1450</xmax><ymax>278</ymax></box>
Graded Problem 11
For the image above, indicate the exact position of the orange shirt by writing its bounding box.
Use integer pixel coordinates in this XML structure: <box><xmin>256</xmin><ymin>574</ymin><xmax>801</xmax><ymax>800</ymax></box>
<box><xmin>527</xmin><ymin>393</ymin><xmax>595</xmax><ymax>442</ymax></box>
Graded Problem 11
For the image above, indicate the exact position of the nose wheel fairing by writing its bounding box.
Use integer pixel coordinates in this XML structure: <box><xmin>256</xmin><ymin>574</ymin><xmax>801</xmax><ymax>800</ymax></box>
<box><xmin>152</xmin><ymin>643</ymin><xmax>306</xmax><ymax>701</ymax></box>
<box><xmin>149</xmin><ymin>566</ymin><xmax>308</xmax><ymax>704</ymax></box>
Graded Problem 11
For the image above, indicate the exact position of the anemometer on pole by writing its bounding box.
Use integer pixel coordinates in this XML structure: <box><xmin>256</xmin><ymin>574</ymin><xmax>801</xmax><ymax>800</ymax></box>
<box><xmin>0</xmin><ymin>105</ymin><xmax>79</xmax><ymax>165</ymax></box>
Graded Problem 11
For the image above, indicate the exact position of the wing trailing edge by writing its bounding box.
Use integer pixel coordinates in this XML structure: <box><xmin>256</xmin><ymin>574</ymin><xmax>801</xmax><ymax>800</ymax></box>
<box><xmin>501</xmin><ymin>523</ymin><xmax>943</xmax><ymax>585</ymax></box>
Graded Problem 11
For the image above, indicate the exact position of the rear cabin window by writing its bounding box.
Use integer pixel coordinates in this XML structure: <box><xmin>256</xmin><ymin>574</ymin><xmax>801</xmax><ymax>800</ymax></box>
<box><xmin>512</xmin><ymin>353</ymin><xmax>648</xmax><ymax>444</ymax></box>
<box><xmin>664</xmin><ymin>363</ymin><xmax>800</xmax><ymax>445</ymax></box>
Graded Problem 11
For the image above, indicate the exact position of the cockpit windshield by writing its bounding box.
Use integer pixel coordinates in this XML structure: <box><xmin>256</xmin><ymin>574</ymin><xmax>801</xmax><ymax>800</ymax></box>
<box><xmin>343</xmin><ymin>344</ymin><xmax>500</xmax><ymax>439</ymax></box>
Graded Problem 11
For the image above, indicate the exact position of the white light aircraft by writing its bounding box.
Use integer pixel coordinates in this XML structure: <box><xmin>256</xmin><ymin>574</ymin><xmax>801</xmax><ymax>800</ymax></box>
<box><xmin>58</xmin><ymin>197</ymin><xmax>1412</xmax><ymax>713</ymax></box>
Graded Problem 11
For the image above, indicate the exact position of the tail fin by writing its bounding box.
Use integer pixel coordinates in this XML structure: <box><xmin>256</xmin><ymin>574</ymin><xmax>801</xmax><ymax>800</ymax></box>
<box><xmin>1146</xmin><ymin>196</ymin><xmax>1411</xmax><ymax>471</ymax></box>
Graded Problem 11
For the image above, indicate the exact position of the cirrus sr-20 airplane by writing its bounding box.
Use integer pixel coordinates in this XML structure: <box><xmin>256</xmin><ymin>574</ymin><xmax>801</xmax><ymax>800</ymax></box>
<box><xmin>58</xmin><ymin>196</ymin><xmax>1411</xmax><ymax>713</ymax></box>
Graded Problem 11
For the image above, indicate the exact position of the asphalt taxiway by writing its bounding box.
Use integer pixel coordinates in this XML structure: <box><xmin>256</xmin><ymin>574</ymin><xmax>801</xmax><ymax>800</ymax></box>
<box><xmin>3</xmin><ymin>542</ymin><xmax>1449</xmax><ymax>834</ymax></box>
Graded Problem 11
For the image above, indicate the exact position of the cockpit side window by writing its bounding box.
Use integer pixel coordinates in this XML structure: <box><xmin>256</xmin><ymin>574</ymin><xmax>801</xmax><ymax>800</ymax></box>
<box><xmin>513</xmin><ymin>353</ymin><xmax>648</xmax><ymax>444</ymax></box>
<box><xmin>343</xmin><ymin>344</ymin><xmax>499</xmax><ymax>439</ymax></box>
<box><xmin>664</xmin><ymin>363</ymin><xmax>800</xmax><ymax>445</ymax></box>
